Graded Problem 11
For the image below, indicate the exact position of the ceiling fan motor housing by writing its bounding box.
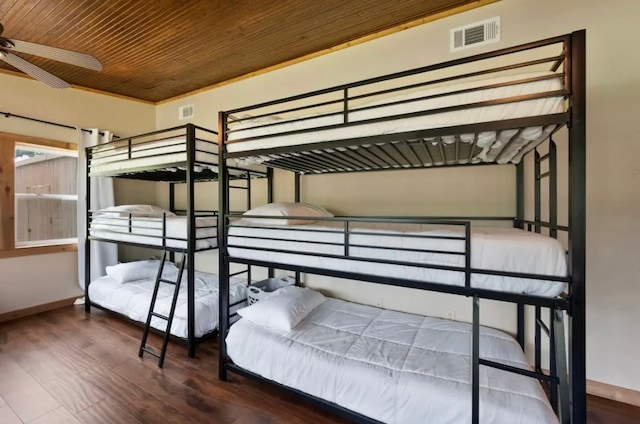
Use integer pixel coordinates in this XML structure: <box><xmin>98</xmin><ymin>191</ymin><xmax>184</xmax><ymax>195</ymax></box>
<box><xmin>0</xmin><ymin>38</ymin><xmax>15</xmax><ymax>49</ymax></box>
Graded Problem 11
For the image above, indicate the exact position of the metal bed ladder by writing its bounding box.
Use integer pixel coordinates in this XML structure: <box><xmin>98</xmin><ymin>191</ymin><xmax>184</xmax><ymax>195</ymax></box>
<box><xmin>138</xmin><ymin>251</ymin><xmax>186</xmax><ymax>367</ymax></box>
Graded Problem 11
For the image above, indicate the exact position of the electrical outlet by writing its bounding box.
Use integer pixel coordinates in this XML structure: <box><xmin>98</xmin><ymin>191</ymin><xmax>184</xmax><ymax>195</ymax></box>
<box><xmin>446</xmin><ymin>311</ymin><xmax>455</xmax><ymax>320</ymax></box>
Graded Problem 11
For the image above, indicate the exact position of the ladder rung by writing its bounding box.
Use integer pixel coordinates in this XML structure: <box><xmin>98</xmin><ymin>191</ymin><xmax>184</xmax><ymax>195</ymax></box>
<box><xmin>159</xmin><ymin>278</ymin><xmax>178</xmax><ymax>285</ymax></box>
<box><xmin>141</xmin><ymin>347</ymin><xmax>161</xmax><ymax>358</ymax></box>
<box><xmin>151</xmin><ymin>312</ymin><xmax>169</xmax><ymax>320</ymax></box>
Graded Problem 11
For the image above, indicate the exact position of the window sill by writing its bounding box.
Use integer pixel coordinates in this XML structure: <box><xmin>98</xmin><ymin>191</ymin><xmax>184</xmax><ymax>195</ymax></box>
<box><xmin>0</xmin><ymin>243</ymin><xmax>77</xmax><ymax>259</ymax></box>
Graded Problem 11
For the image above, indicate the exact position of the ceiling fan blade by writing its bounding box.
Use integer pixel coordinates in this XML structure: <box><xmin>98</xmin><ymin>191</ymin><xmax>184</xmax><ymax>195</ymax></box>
<box><xmin>0</xmin><ymin>52</ymin><xmax>70</xmax><ymax>88</ymax></box>
<box><xmin>8</xmin><ymin>39</ymin><xmax>102</xmax><ymax>71</ymax></box>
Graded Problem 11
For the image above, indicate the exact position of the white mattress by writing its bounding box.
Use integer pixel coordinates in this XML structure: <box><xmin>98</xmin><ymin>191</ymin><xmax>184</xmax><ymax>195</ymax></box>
<box><xmin>91</xmin><ymin>215</ymin><xmax>217</xmax><ymax>249</ymax></box>
<box><xmin>89</xmin><ymin>136</ymin><xmax>218</xmax><ymax>174</ymax></box>
<box><xmin>227</xmin><ymin>298</ymin><xmax>558</xmax><ymax>424</ymax></box>
<box><xmin>89</xmin><ymin>272</ymin><xmax>247</xmax><ymax>338</ymax></box>
<box><xmin>228</xmin><ymin>223</ymin><xmax>567</xmax><ymax>298</ymax></box>
<box><xmin>227</xmin><ymin>72</ymin><xmax>564</xmax><ymax>164</ymax></box>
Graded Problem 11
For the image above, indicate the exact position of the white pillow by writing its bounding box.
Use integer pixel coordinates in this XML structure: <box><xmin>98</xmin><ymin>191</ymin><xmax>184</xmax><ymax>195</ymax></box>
<box><xmin>105</xmin><ymin>259</ymin><xmax>178</xmax><ymax>283</ymax></box>
<box><xmin>97</xmin><ymin>204</ymin><xmax>176</xmax><ymax>217</ymax></box>
<box><xmin>241</xmin><ymin>202</ymin><xmax>333</xmax><ymax>225</ymax></box>
<box><xmin>236</xmin><ymin>286</ymin><xmax>326</xmax><ymax>331</ymax></box>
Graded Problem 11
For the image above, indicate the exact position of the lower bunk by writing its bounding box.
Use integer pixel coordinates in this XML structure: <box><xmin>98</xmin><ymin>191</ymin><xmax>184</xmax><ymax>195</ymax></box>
<box><xmin>225</xmin><ymin>286</ymin><xmax>558</xmax><ymax>424</ymax></box>
<box><xmin>88</xmin><ymin>260</ymin><xmax>248</xmax><ymax>339</ymax></box>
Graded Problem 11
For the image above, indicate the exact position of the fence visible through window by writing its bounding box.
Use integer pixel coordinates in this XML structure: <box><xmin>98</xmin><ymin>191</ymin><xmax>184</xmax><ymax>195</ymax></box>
<box><xmin>14</xmin><ymin>145</ymin><xmax>78</xmax><ymax>246</ymax></box>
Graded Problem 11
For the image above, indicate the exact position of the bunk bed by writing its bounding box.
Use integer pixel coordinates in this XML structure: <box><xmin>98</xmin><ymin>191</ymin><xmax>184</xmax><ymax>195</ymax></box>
<box><xmin>217</xmin><ymin>30</ymin><xmax>586</xmax><ymax>424</ymax></box>
<box><xmin>84</xmin><ymin>124</ymin><xmax>269</xmax><ymax>363</ymax></box>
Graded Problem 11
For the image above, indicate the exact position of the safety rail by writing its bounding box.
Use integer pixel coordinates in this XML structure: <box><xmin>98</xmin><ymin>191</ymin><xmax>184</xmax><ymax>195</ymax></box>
<box><xmin>87</xmin><ymin>210</ymin><xmax>218</xmax><ymax>253</ymax></box>
<box><xmin>225</xmin><ymin>214</ymin><xmax>570</xmax><ymax>308</ymax></box>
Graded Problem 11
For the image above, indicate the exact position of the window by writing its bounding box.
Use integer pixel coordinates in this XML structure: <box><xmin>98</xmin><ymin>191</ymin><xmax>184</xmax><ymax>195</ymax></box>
<box><xmin>14</xmin><ymin>145</ymin><xmax>78</xmax><ymax>247</ymax></box>
<box><xmin>0</xmin><ymin>132</ymin><xmax>78</xmax><ymax>257</ymax></box>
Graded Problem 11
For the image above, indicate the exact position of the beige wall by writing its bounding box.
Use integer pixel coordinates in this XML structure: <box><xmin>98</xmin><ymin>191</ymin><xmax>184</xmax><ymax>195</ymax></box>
<box><xmin>0</xmin><ymin>73</ymin><xmax>156</xmax><ymax>314</ymax></box>
<box><xmin>155</xmin><ymin>0</ymin><xmax>640</xmax><ymax>392</ymax></box>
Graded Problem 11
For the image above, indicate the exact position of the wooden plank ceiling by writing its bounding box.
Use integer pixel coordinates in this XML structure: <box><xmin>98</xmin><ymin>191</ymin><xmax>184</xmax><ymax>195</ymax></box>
<box><xmin>0</xmin><ymin>0</ymin><xmax>485</xmax><ymax>102</ymax></box>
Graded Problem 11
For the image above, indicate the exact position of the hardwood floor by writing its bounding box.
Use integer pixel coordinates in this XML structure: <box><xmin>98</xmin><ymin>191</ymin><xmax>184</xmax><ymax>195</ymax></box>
<box><xmin>0</xmin><ymin>306</ymin><xmax>637</xmax><ymax>424</ymax></box>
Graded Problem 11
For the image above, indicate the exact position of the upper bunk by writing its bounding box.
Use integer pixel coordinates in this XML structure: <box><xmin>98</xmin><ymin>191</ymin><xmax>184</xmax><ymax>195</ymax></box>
<box><xmin>85</xmin><ymin>124</ymin><xmax>268</xmax><ymax>253</ymax></box>
<box><xmin>220</xmin><ymin>32</ymin><xmax>583</xmax><ymax>174</ymax></box>
<box><xmin>87</xmin><ymin>124</ymin><xmax>266</xmax><ymax>183</ymax></box>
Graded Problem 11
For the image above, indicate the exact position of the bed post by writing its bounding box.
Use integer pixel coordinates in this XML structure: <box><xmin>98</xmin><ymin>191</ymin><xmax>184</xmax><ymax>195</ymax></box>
<box><xmin>568</xmin><ymin>29</ymin><xmax>587</xmax><ymax>424</ymax></box>
<box><xmin>472</xmin><ymin>295</ymin><xmax>480</xmax><ymax>424</ymax></box>
<box><xmin>549</xmin><ymin>140</ymin><xmax>558</xmax><ymax>239</ymax></box>
<box><xmin>169</xmin><ymin>182</ymin><xmax>175</xmax><ymax>214</ymax></box>
<box><xmin>186</xmin><ymin>123</ymin><xmax>197</xmax><ymax>358</ymax></box>
<box><xmin>245</xmin><ymin>172</ymin><xmax>251</xmax><ymax>209</ymax></box>
<box><xmin>218</xmin><ymin>112</ymin><xmax>230</xmax><ymax>381</ymax></box>
<box><xmin>533</xmin><ymin>150</ymin><xmax>544</xmax><ymax>374</ymax></box>
<box><xmin>516</xmin><ymin>162</ymin><xmax>525</xmax><ymax>230</ymax></box>
<box><xmin>84</xmin><ymin>146</ymin><xmax>92</xmax><ymax>313</ymax></box>
<box><xmin>169</xmin><ymin>182</ymin><xmax>175</xmax><ymax>264</ymax></box>
<box><xmin>515</xmin><ymin>162</ymin><xmax>525</xmax><ymax>348</ymax></box>
<box><xmin>534</xmin><ymin>151</ymin><xmax>542</xmax><ymax>234</ymax></box>
<box><xmin>294</xmin><ymin>172</ymin><xmax>301</xmax><ymax>202</ymax></box>
<box><xmin>548</xmin><ymin>140</ymin><xmax>560</xmax><ymax>411</ymax></box>
<box><xmin>294</xmin><ymin>172</ymin><xmax>301</xmax><ymax>285</ymax></box>
<box><xmin>267</xmin><ymin>168</ymin><xmax>274</xmax><ymax>203</ymax></box>
<box><xmin>267</xmin><ymin>168</ymin><xmax>274</xmax><ymax>278</ymax></box>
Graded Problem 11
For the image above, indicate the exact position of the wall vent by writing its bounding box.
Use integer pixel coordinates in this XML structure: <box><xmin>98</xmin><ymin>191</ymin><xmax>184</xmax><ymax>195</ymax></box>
<box><xmin>178</xmin><ymin>104</ymin><xmax>194</xmax><ymax>120</ymax></box>
<box><xmin>450</xmin><ymin>17</ymin><xmax>500</xmax><ymax>52</ymax></box>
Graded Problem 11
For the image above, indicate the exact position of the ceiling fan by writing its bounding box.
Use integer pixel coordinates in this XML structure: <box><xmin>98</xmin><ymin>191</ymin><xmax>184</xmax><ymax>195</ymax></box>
<box><xmin>0</xmin><ymin>22</ymin><xmax>102</xmax><ymax>89</ymax></box>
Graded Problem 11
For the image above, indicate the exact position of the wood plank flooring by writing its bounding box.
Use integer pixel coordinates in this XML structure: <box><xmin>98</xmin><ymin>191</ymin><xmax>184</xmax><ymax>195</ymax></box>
<box><xmin>0</xmin><ymin>305</ymin><xmax>637</xmax><ymax>423</ymax></box>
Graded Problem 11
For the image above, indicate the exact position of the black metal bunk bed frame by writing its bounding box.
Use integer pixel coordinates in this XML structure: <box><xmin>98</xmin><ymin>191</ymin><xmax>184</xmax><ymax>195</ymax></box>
<box><xmin>217</xmin><ymin>30</ymin><xmax>586</xmax><ymax>424</ymax></box>
<box><xmin>84</xmin><ymin>124</ymin><xmax>269</xmax><ymax>358</ymax></box>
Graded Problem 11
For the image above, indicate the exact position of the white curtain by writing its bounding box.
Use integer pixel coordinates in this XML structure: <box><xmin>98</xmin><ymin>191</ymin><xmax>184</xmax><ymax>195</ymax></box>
<box><xmin>77</xmin><ymin>129</ymin><xmax>117</xmax><ymax>289</ymax></box>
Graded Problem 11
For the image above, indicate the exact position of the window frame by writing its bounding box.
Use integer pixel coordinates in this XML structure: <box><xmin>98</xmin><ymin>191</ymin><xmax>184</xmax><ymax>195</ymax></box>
<box><xmin>0</xmin><ymin>132</ymin><xmax>78</xmax><ymax>258</ymax></box>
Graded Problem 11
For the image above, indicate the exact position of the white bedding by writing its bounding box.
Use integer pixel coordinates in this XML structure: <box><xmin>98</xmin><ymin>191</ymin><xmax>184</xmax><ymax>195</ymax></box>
<box><xmin>228</xmin><ymin>223</ymin><xmax>567</xmax><ymax>298</ymax></box>
<box><xmin>89</xmin><ymin>272</ymin><xmax>247</xmax><ymax>338</ymax></box>
<box><xmin>89</xmin><ymin>136</ymin><xmax>218</xmax><ymax>174</ymax></box>
<box><xmin>91</xmin><ymin>215</ymin><xmax>217</xmax><ymax>249</ymax></box>
<box><xmin>227</xmin><ymin>72</ymin><xmax>564</xmax><ymax>165</ymax></box>
<box><xmin>227</xmin><ymin>298</ymin><xmax>558</xmax><ymax>424</ymax></box>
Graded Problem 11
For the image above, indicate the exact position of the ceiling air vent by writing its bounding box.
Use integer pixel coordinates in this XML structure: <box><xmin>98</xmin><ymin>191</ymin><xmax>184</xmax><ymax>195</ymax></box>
<box><xmin>450</xmin><ymin>17</ymin><xmax>500</xmax><ymax>52</ymax></box>
<box><xmin>179</xmin><ymin>104</ymin><xmax>194</xmax><ymax>120</ymax></box>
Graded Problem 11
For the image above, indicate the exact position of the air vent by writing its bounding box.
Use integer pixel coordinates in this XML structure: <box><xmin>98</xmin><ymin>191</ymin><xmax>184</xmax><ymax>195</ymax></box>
<box><xmin>179</xmin><ymin>104</ymin><xmax>194</xmax><ymax>120</ymax></box>
<box><xmin>450</xmin><ymin>17</ymin><xmax>500</xmax><ymax>52</ymax></box>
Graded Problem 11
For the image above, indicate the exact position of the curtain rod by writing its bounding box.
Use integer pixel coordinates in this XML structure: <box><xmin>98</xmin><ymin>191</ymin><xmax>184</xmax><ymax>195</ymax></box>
<box><xmin>1</xmin><ymin>111</ymin><xmax>119</xmax><ymax>138</ymax></box>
